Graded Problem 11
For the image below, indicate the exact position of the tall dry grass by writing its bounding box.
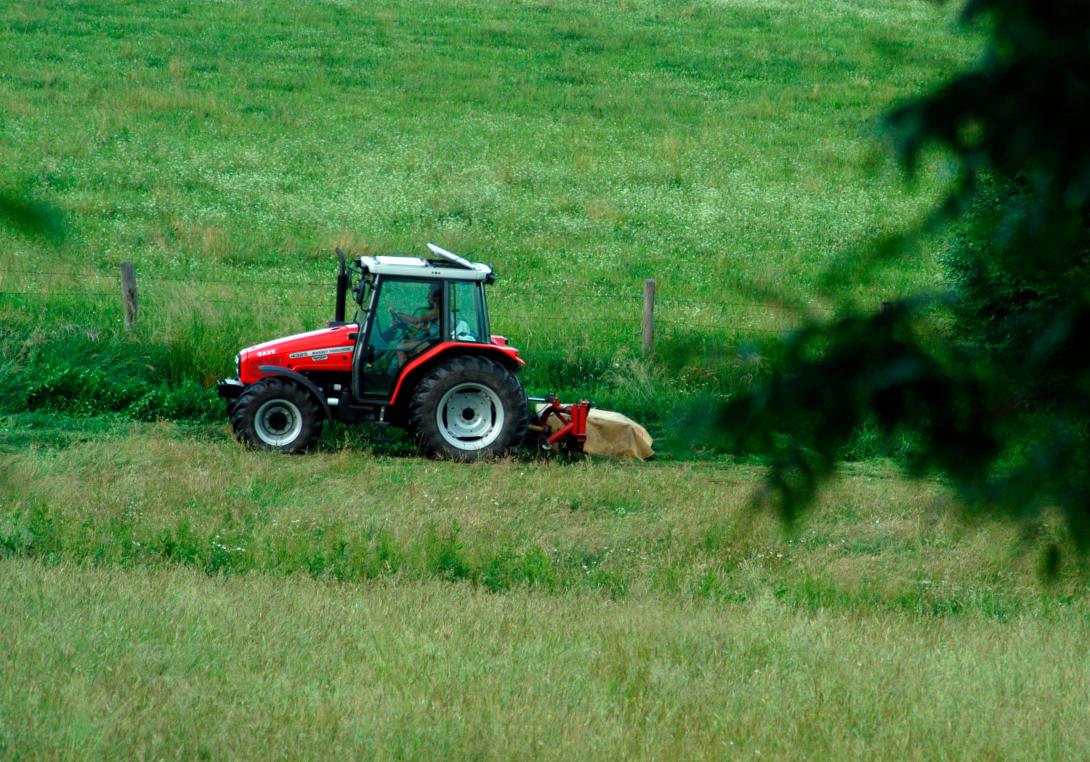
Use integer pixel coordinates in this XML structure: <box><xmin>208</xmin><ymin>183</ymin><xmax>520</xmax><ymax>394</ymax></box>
<box><xmin>2</xmin><ymin>557</ymin><xmax>1086</xmax><ymax>760</ymax></box>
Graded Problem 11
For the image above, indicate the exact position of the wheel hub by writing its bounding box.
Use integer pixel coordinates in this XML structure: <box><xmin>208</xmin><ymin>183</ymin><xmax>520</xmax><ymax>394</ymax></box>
<box><xmin>436</xmin><ymin>383</ymin><xmax>504</xmax><ymax>451</ymax></box>
<box><xmin>254</xmin><ymin>399</ymin><xmax>304</xmax><ymax>447</ymax></box>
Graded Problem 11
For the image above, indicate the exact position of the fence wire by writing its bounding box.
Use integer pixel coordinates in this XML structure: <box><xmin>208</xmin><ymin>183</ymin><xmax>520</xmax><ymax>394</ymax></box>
<box><xmin>0</xmin><ymin>264</ymin><xmax>801</xmax><ymax>344</ymax></box>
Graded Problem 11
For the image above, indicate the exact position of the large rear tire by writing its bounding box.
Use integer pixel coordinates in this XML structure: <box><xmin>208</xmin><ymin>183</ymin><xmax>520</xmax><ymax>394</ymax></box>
<box><xmin>231</xmin><ymin>378</ymin><xmax>323</xmax><ymax>453</ymax></box>
<box><xmin>408</xmin><ymin>356</ymin><xmax>528</xmax><ymax>461</ymax></box>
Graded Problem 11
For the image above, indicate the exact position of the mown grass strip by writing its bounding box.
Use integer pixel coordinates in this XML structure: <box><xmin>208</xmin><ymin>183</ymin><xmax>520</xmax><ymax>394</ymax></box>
<box><xmin>1</xmin><ymin>423</ymin><xmax>1082</xmax><ymax>616</ymax></box>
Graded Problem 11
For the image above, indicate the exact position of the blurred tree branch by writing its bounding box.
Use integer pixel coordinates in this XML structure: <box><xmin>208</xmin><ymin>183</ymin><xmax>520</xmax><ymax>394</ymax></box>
<box><xmin>720</xmin><ymin>0</ymin><xmax>1090</xmax><ymax>553</ymax></box>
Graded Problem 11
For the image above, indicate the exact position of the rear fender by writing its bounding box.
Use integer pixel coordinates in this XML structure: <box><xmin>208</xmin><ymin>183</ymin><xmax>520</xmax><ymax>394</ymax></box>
<box><xmin>388</xmin><ymin>344</ymin><xmax>524</xmax><ymax>408</ymax></box>
<box><xmin>257</xmin><ymin>365</ymin><xmax>334</xmax><ymax>422</ymax></box>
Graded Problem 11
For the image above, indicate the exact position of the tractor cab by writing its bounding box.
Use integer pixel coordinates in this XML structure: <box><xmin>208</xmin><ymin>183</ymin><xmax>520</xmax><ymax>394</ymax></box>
<box><xmin>350</xmin><ymin>246</ymin><xmax>495</xmax><ymax>401</ymax></box>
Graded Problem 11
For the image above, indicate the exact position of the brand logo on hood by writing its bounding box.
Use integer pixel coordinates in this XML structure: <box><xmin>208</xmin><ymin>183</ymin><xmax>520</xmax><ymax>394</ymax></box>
<box><xmin>288</xmin><ymin>345</ymin><xmax>355</xmax><ymax>360</ymax></box>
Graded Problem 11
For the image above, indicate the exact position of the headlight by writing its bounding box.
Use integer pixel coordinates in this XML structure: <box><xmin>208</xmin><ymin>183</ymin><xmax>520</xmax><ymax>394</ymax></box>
<box><xmin>235</xmin><ymin>353</ymin><xmax>241</xmax><ymax>376</ymax></box>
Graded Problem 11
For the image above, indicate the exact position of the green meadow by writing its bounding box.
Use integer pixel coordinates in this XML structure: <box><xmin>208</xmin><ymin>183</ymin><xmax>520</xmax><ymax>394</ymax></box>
<box><xmin>0</xmin><ymin>0</ymin><xmax>972</xmax><ymax>422</ymax></box>
<box><xmin>4</xmin><ymin>1</ymin><xmax>1080</xmax><ymax>758</ymax></box>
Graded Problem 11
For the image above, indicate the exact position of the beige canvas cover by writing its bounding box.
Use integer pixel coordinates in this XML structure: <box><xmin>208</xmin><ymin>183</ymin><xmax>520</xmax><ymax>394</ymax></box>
<box><xmin>536</xmin><ymin>405</ymin><xmax>654</xmax><ymax>460</ymax></box>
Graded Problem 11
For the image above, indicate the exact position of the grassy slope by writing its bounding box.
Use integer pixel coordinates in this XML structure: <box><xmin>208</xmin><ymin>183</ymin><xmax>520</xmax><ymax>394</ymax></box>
<box><xmin>0</xmin><ymin>0</ymin><xmax>974</xmax><ymax>421</ymax></box>
<box><xmin>2</xmin><ymin>421</ymin><xmax>1088</xmax><ymax>758</ymax></box>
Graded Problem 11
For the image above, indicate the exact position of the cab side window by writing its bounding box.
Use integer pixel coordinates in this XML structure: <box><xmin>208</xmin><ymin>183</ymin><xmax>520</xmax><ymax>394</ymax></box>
<box><xmin>449</xmin><ymin>281</ymin><xmax>485</xmax><ymax>342</ymax></box>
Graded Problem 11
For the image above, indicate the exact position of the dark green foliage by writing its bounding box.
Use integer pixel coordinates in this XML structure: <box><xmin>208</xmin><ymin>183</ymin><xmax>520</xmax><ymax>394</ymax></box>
<box><xmin>0</xmin><ymin>313</ymin><xmax>223</xmax><ymax>421</ymax></box>
<box><xmin>944</xmin><ymin>176</ymin><xmax>1090</xmax><ymax>405</ymax></box>
<box><xmin>722</xmin><ymin>0</ymin><xmax>1090</xmax><ymax>549</ymax></box>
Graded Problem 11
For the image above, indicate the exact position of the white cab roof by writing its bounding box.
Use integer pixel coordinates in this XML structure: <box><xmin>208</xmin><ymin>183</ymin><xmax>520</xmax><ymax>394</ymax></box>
<box><xmin>357</xmin><ymin>243</ymin><xmax>493</xmax><ymax>282</ymax></box>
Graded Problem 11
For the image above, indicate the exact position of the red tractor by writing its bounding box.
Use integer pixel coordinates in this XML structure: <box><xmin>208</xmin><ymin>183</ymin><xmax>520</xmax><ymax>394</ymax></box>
<box><xmin>218</xmin><ymin>244</ymin><xmax>574</xmax><ymax>460</ymax></box>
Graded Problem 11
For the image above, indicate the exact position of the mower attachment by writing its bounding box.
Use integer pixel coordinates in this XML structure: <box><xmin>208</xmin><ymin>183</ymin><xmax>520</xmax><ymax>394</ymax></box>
<box><xmin>528</xmin><ymin>395</ymin><xmax>592</xmax><ymax>452</ymax></box>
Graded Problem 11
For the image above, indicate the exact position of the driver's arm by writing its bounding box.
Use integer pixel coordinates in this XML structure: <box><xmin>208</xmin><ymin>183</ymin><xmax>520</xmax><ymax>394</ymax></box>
<box><xmin>391</xmin><ymin>306</ymin><xmax>438</xmax><ymax>326</ymax></box>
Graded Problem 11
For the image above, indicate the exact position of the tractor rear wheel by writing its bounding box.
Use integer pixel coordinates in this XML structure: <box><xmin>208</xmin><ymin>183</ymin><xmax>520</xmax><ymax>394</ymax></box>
<box><xmin>408</xmin><ymin>356</ymin><xmax>528</xmax><ymax>461</ymax></box>
<box><xmin>231</xmin><ymin>378</ymin><xmax>323</xmax><ymax>453</ymax></box>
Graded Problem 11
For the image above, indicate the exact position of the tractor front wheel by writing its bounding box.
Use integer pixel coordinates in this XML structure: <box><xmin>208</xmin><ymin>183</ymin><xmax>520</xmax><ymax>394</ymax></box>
<box><xmin>409</xmin><ymin>356</ymin><xmax>528</xmax><ymax>461</ymax></box>
<box><xmin>231</xmin><ymin>378</ymin><xmax>323</xmax><ymax>453</ymax></box>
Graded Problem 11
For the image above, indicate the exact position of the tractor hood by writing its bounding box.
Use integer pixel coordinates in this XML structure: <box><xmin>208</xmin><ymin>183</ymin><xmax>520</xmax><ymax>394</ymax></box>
<box><xmin>238</xmin><ymin>324</ymin><xmax>357</xmax><ymax>384</ymax></box>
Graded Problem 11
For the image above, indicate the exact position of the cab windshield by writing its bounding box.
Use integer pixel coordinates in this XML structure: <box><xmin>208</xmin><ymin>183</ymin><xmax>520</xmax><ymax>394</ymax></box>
<box><xmin>448</xmin><ymin>280</ymin><xmax>486</xmax><ymax>342</ymax></box>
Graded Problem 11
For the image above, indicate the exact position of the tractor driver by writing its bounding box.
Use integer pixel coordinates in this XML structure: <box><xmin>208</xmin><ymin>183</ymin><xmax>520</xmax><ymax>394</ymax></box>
<box><xmin>388</xmin><ymin>283</ymin><xmax>442</xmax><ymax>370</ymax></box>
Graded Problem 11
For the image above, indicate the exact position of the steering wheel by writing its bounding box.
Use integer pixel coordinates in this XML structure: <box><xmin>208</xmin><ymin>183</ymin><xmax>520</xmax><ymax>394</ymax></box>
<box><xmin>389</xmin><ymin>309</ymin><xmax>412</xmax><ymax>331</ymax></box>
<box><xmin>386</xmin><ymin>306</ymin><xmax>433</xmax><ymax>341</ymax></box>
<box><xmin>378</xmin><ymin>308</ymin><xmax>410</xmax><ymax>343</ymax></box>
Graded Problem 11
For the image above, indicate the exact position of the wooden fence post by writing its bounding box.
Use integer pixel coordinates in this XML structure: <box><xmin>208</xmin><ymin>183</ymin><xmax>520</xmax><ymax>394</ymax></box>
<box><xmin>642</xmin><ymin>278</ymin><xmax>656</xmax><ymax>354</ymax></box>
<box><xmin>120</xmin><ymin>261</ymin><xmax>138</xmax><ymax>330</ymax></box>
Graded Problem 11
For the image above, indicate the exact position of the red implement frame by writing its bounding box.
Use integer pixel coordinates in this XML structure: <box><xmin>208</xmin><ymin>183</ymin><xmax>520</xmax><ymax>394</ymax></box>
<box><xmin>533</xmin><ymin>395</ymin><xmax>592</xmax><ymax>451</ymax></box>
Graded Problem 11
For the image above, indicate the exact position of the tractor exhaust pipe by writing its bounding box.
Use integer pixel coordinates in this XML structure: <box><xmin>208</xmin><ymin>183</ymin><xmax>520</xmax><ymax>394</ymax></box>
<box><xmin>334</xmin><ymin>247</ymin><xmax>348</xmax><ymax>323</ymax></box>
